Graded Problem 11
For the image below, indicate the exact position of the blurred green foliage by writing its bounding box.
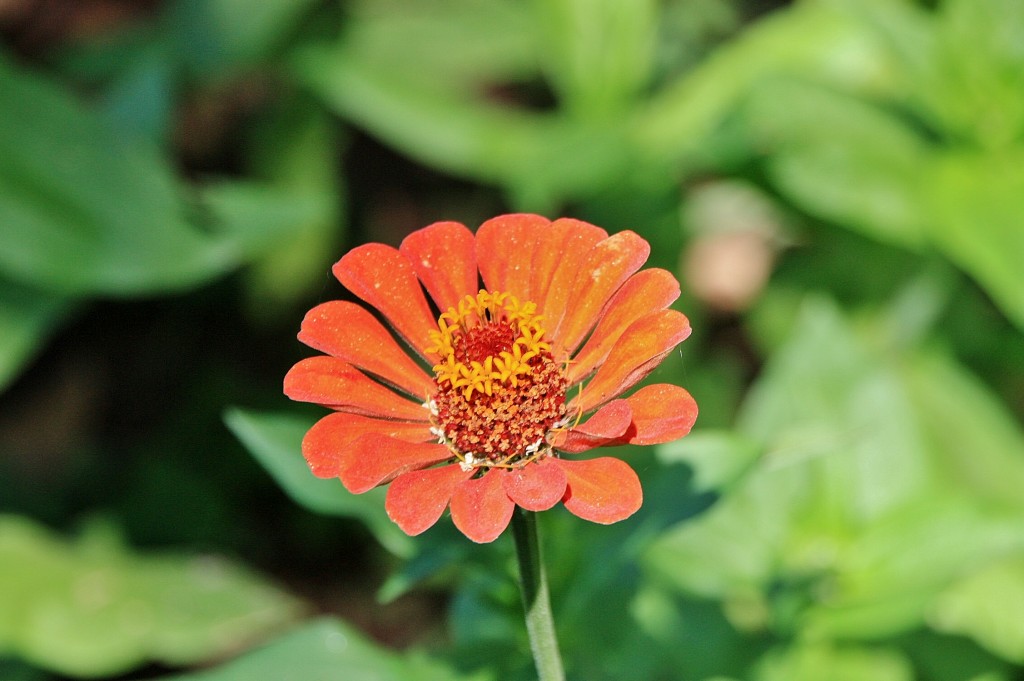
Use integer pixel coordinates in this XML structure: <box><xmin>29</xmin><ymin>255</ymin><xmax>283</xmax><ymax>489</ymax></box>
<box><xmin>2</xmin><ymin>0</ymin><xmax>1024</xmax><ymax>679</ymax></box>
<box><xmin>163</xmin><ymin>618</ymin><xmax>486</xmax><ymax>681</ymax></box>
<box><xmin>0</xmin><ymin>516</ymin><xmax>302</xmax><ymax>677</ymax></box>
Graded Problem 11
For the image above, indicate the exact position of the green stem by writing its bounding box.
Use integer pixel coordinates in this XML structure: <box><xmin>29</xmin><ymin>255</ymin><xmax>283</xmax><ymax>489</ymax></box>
<box><xmin>511</xmin><ymin>508</ymin><xmax>565</xmax><ymax>681</ymax></box>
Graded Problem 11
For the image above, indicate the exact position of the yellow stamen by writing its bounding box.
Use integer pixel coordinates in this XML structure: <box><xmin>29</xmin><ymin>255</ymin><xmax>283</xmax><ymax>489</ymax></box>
<box><xmin>429</xmin><ymin>290</ymin><xmax>550</xmax><ymax>397</ymax></box>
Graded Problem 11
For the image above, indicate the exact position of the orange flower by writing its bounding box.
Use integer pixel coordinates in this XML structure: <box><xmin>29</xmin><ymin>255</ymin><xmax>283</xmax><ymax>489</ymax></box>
<box><xmin>284</xmin><ymin>214</ymin><xmax>698</xmax><ymax>543</ymax></box>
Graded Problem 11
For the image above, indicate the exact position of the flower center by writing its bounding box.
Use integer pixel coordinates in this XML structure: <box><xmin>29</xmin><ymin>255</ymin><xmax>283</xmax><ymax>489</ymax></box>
<box><xmin>426</xmin><ymin>290</ymin><xmax>567</xmax><ymax>468</ymax></box>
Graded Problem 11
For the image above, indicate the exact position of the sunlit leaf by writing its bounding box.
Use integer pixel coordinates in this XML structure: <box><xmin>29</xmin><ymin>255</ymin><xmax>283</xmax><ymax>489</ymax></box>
<box><xmin>738</xmin><ymin>298</ymin><xmax>932</xmax><ymax>521</ymax></box>
<box><xmin>0</xmin><ymin>516</ymin><xmax>303</xmax><ymax>678</ymax></box>
<box><xmin>294</xmin><ymin>44</ymin><xmax>629</xmax><ymax>210</ymax></box>
<box><xmin>338</xmin><ymin>0</ymin><xmax>536</xmax><ymax>85</ymax></box>
<box><xmin>290</xmin><ymin>0</ymin><xmax>541</xmax><ymax>189</ymax></box>
<box><xmin>742</xmin><ymin>79</ymin><xmax>929</xmax><ymax>248</ymax></box>
<box><xmin>902</xmin><ymin>349</ymin><xmax>1024</xmax><ymax>510</ymax></box>
<box><xmin>908</xmin><ymin>0</ymin><xmax>1024</xmax><ymax>148</ymax></box>
<box><xmin>634</xmin><ymin>3</ymin><xmax>891</xmax><ymax>164</ymax></box>
<box><xmin>656</xmin><ymin>430</ymin><xmax>760</xmax><ymax>494</ymax></box>
<box><xmin>923</xmin><ymin>151</ymin><xmax>1024</xmax><ymax>332</ymax></box>
<box><xmin>163</xmin><ymin>617</ymin><xmax>485</xmax><ymax>681</ymax></box>
<box><xmin>802</xmin><ymin>498</ymin><xmax>1024</xmax><ymax>640</ymax></box>
<box><xmin>645</xmin><ymin>297</ymin><xmax>1024</xmax><ymax>643</ymax></box>
<box><xmin>535</xmin><ymin>0</ymin><xmax>658</xmax><ymax>115</ymax></box>
<box><xmin>753</xmin><ymin>643</ymin><xmax>913</xmax><ymax>681</ymax></box>
<box><xmin>932</xmin><ymin>557</ymin><xmax>1024</xmax><ymax>663</ymax></box>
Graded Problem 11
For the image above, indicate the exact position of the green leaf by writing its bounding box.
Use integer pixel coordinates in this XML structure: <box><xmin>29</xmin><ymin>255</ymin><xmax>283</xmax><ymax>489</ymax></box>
<box><xmin>629</xmin><ymin>586</ymin><xmax>762</xmax><ymax>681</ymax></box>
<box><xmin>0</xmin><ymin>280</ymin><xmax>70</xmax><ymax>393</ymax></box>
<box><xmin>742</xmin><ymin>79</ymin><xmax>929</xmax><ymax>248</ymax></box>
<box><xmin>294</xmin><ymin>44</ymin><xmax>519</xmax><ymax>179</ymax></box>
<box><xmin>923</xmin><ymin>151</ymin><xmax>1024</xmax><ymax>332</ymax></box>
<box><xmin>753</xmin><ymin>643</ymin><xmax>913</xmax><ymax>681</ymax></box>
<box><xmin>0</xmin><ymin>56</ymin><xmax>235</xmax><ymax>296</ymax></box>
<box><xmin>291</xmin><ymin>0</ymin><xmax>540</xmax><ymax>186</ymax></box>
<box><xmin>931</xmin><ymin>557</ymin><xmax>1024</xmax><ymax>663</ymax></box>
<box><xmin>910</xmin><ymin>0</ymin><xmax>1024</xmax><ymax>148</ymax></box>
<box><xmin>294</xmin><ymin>44</ymin><xmax>629</xmax><ymax>210</ymax></box>
<box><xmin>534</xmin><ymin>0</ymin><xmax>658</xmax><ymax>115</ymax></box>
<box><xmin>199</xmin><ymin>181</ymin><xmax>335</xmax><ymax>263</ymax></box>
<box><xmin>645</xmin><ymin>297</ymin><xmax>1024</xmax><ymax>642</ymax></box>
<box><xmin>902</xmin><ymin>349</ymin><xmax>1024</xmax><ymax>511</ymax></box>
<box><xmin>801</xmin><ymin>498</ymin><xmax>1024</xmax><ymax>640</ymax></box>
<box><xmin>338</xmin><ymin>0</ymin><xmax>536</xmax><ymax>86</ymax></box>
<box><xmin>634</xmin><ymin>3</ymin><xmax>891</xmax><ymax>165</ymax></box>
<box><xmin>0</xmin><ymin>659</ymin><xmax>51</xmax><ymax>681</ymax></box>
<box><xmin>643</xmin><ymin>465</ymin><xmax>789</xmax><ymax>601</ymax></box>
<box><xmin>656</xmin><ymin>430</ymin><xmax>760</xmax><ymax>494</ymax></box>
<box><xmin>163</xmin><ymin>617</ymin><xmax>485</xmax><ymax>681</ymax></box>
<box><xmin>289</xmin><ymin>0</ymin><xmax>646</xmax><ymax>208</ymax></box>
<box><xmin>240</xmin><ymin>101</ymin><xmax>345</xmax><ymax>314</ymax></box>
<box><xmin>899</xmin><ymin>630</ymin><xmax>1011</xmax><ymax>681</ymax></box>
<box><xmin>0</xmin><ymin>516</ymin><xmax>303</xmax><ymax>678</ymax></box>
<box><xmin>376</xmin><ymin>530</ymin><xmax>470</xmax><ymax>604</ymax></box>
<box><xmin>738</xmin><ymin>297</ymin><xmax>933</xmax><ymax>522</ymax></box>
<box><xmin>100</xmin><ymin>45</ymin><xmax>176</xmax><ymax>141</ymax></box>
<box><xmin>223</xmin><ymin>408</ymin><xmax>413</xmax><ymax>558</ymax></box>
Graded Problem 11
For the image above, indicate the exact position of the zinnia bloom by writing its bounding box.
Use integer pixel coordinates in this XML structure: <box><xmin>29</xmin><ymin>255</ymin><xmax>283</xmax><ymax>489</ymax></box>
<box><xmin>284</xmin><ymin>214</ymin><xmax>697</xmax><ymax>543</ymax></box>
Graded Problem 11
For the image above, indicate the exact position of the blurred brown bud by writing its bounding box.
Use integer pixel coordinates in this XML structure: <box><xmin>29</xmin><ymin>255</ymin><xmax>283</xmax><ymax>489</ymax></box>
<box><xmin>681</xmin><ymin>181</ymin><xmax>786</xmax><ymax>313</ymax></box>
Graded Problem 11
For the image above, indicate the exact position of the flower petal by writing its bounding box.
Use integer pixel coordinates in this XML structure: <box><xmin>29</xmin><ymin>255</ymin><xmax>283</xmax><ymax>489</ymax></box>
<box><xmin>340</xmin><ymin>433</ymin><xmax>451</xmax><ymax>494</ymax></box>
<box><xmin>620</xmin><ymin>384</ymin><xmax>698</xmax><ymax>445</ymax></box>
<box><xmin>284</xmin><ymin>356</ymin><xmax>429</xmax><ymax>421</ymax></box>
<box><xmin>573</xmin><ymin>309</ymin><xmax>692</xmax><ymax>414</ymax></box>
<box><xmin>475</xmin><ymin>213</ymin><xmax>551</xmax><ymax>300</ymax></box>
<box><xmin>298</xmin><ymin>301</ymin><xmax>435</xmax><ymax>398</ymax></box>
<box><xmin>449</xmin><ymin>469</ymin><xmax>516</xmax><ymax>543</ymax></box>
<box><xmin>554</xmin><ymin>399</ymin><xmax>633</xmax><ymax>454</ymax></box>
<box><xmin>301</xmin><ymin>413</ymin><xmax>432</xmax><ymax>479</ymax></box>
<box><xmin>386</xmin><ymin>464</ymin><xmax>473</xmax><ymax>536</ymax></box>
<box><xmin>333</xmin><ymin>243</ymin><xmax>438</xmax><ymax>360</ymax></box>
<box><xmin>501</xmin><ymin>458</ymin><xmax>568</xmax><ymax>511</ymax></box>
<box><xmin>567</xmin><ymin>268</ymin><xmax>680</xmax><ymax>386</ymax></box>
<box><xmin>557</xmin><ymin>457</ymin><xmax>642</xmax><ymax>524</ymax></box>
<box><xmin>553</xmin><ymin>231</ymin><xmax>651</xmax><ymax>355</ymax></box>
<box><xmin>399</xmin><ymin>221</ymin><xmax>478</xmax><ymax>313</ymax></box>
<box><xmin>533</xmin><ymin>219</ymin><xmax>608</xmax><ymax>340</ymax></box>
